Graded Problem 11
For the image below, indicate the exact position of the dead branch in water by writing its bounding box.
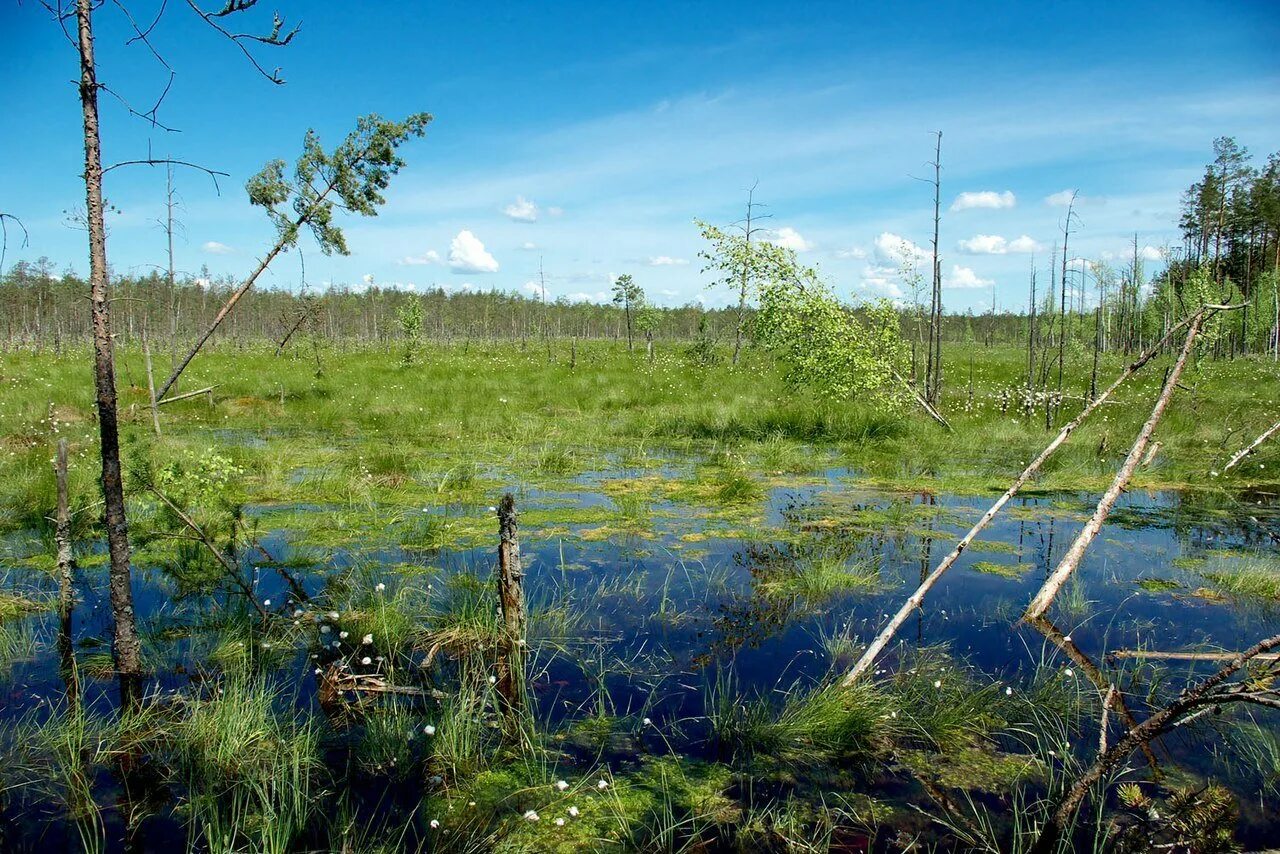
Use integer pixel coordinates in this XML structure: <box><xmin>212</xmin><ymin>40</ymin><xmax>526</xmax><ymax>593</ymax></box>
<box><xmin>1109</xmin><ymin>649</ymin><xmax>1280</xmax><ymax>662</ymax></box>
<box><xmin>1028</xmin><ymin>632</ymin><xmax>1280</xmax><ymax>854</ymax></box>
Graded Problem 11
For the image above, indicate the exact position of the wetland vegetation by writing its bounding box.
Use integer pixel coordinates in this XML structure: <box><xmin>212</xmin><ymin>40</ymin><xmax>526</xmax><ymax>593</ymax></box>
<box><xmin>4</xmin><ymin>1</ymin><xmax>1280</xmax><ymax>851</ymax></box>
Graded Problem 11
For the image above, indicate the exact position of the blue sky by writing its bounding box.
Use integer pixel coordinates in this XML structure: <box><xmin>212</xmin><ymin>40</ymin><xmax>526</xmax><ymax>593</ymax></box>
<box><xmin>2</xmin><ymin>0</ymin><xmax>1278</xmax><ymax>311</ymax></box>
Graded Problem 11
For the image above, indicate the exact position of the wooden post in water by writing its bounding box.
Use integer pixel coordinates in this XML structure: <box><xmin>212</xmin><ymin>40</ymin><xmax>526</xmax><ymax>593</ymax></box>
<box><xmin>54</xmin><ymin>437</ymin><xmax>81</xmax><ymax>705</ymax></box>
<box><xmin>495</xmin><ymin>493</ymin><xmax>527</xmax><ymax>739</ymax></box>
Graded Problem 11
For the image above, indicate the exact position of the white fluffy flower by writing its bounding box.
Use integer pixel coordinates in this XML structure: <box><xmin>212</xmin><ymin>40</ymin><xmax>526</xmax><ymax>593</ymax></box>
<box><xmin>568</xmin><ymin>806</ymin><xmax>580</xmax><ymax>817</ymax></box>
<box><xmin>597</xmin><ymin>779</ymin><xmax>609</xmax><ymax>790</ymax></box>
<box><xmin>424</xmin><ymin>725</ymin><xmax>436</xmax><ymax>736</ymax></box>
<box><xmin>363</xmin><ymin>634</ymin><xmax>374</xmax><ymax>645</ymax></box>
<box><xmin>429</xmin><ymin>819</ymin><xmax>440</xmax><ymax>829</ymax></box>
<box><xmin>523</xmin><ymin>810</ymin><xmax>540</xmax><ymax>822</ymax></box>
<box><xmin>361</xmin><ymin>656</ymin><xmax>372</xmax><ymax>665</ymax></box>
<box><xmin>555</xmin><ymin>780</ymin><xmax>569</xmax><ymax>791</ymax></box>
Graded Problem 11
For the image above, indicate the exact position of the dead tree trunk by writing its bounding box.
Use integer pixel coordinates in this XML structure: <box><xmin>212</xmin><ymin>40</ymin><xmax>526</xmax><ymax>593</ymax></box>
<box><xmin>495</xmin><ymin>493</ymin><xmax>527</xmax><ymax>739</ymax></box>
<box><xmin>926</xmin><ymin>130</ymin><xmax>943</xmax><ymax>406</ymax></box>
<box><xmin>76</xmin><ymin>0</ymin><xmax>143</xmax><ymax>689</ymax></box>
<box><xmin>1024</xmin><ymin>308</ymin><xmax>1213</xmax><ymax>620</ymax></box>
<box><xmin>843</xmin><ymin>307</ymin><xmax>1220</xmax><ymax>685</ymax></box>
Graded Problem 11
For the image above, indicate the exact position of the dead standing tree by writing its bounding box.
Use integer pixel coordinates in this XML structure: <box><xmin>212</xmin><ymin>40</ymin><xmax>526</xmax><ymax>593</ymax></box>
<box><xmin>924</xmin><ymin>131</ymin><xmax>944</xmax><ymax>406</ymax></box>
<box><xmin>52</xmin><ymin>0</ymin><xmax>298</xmax><ymax>693</ymax></box>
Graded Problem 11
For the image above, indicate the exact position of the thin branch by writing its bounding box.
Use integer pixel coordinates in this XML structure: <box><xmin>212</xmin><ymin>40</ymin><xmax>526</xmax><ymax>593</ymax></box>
<box><xmin>102</xmin><ymin>158</ymin><xmax>227</xmax><ymax>195</ymax></box>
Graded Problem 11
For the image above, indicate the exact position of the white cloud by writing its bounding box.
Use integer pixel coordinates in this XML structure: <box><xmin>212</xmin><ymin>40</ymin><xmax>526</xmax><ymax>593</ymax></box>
<box><xmin>566</xmin><ymin>290</ymin><xmax>608</xmax><ymax>303</ymax></box>
<box><xmin>769</xmin><ymin>226</ymin><xmax>814</xmax><ymax>252</ymax></box>
<box><xmin>1139</xmin><ymin>245</ymin><xmax>1164</xmax><ymax>262</ymax></box>
<box><xmin>362</xmin><ymin>274</ymin><xmax>374</xmax><ymax>285</ymax></box>
<box><xmin>202</xmin><ymin>241</ymin><xmax>234</xmax><ymax>255</ymax></box>
<box><xmin>1045</xmin><ymin>189</ymin><xmax>1079</xmax><ymax>207</ymax></box>
<box><xmin>957</xmin><ymin>234</ymin><xmax>1044</xmax><ymax>255</ymax></box>
<box><xmin>503</xmin><ymin>196</ymin><xmax>539</xmax><ymax>222</ymax></box>
<box><xmin>946</xmin><ymin>264</ymin><xmax>994</xmax><ymax>289</ymax></box>
<box><xmin>648</xmin><ymin>255</ymin><xmax>689</xmax><ymax>266</ymax></box>
<box><xmin>857</xmin><ymin>266</ymin><xmax>904</xmax><ymax>299</ymax></box>
<box><xmin>448</xmin><ymin>230</ymin><xmax>499</xmax><ymax>274</ymax></box>
<box><xmin>523</xmin><ymin>280</ymin><xmax>549</xmax><ymax>297</ymax></box>
<box><xmin>1007</xmin><ymin>235</ymin><xmax>1043</xmax><ymax>254</ymax></box>
<box><xmin>547</xmin><ymin>206</ymin><xmax>564</xmax><ymax>217</ymax></box>
<box><xmin>399</xmin><ymin>250</ymin><xmax>440</xmax><ymax>266</ymax></box>
<box><xmin>873</xmin><ymin>232</ymin><xmax>928</xmax><ymax>263</ymax></box>
<box><xmin>835</xmin><ymin>246</ymin><xmax>867</xmax><ymax>259</ymax></box>
<box><xmin>950</xmin><ymin>190</ymin><xmax>1016</xmax><ymax>211</ymax></box>
<box><xmin>519</xmin><ymin>241</ymin><xmax>538</xmax><ymax>251</ymax></box>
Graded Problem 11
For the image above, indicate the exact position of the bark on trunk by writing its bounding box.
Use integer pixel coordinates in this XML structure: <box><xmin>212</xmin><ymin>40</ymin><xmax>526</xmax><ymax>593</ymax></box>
<box><xmin>76</xmin><ymin>0</ymin><xmax>142</xmax><ymax>685</ymax></box>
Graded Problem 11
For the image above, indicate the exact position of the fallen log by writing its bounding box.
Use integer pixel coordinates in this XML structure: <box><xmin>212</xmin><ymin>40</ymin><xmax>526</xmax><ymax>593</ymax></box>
<box><xmin>1024</xmin><ymin>308</ymin><xmax>1211</xmax><ymax>621</ymax></box>
<box><xmin>156</xmin><ymin>385</ymin><xmax>216</xmax><ymax>406</ymax></box>
<box><xmin>1110</xmin><ymin>649</ymin><xmax>1280</xmax><ymax>662</ymax></box>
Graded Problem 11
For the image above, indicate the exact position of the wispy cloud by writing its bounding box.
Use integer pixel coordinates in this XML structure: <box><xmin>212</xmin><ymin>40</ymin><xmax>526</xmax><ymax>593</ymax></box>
<box><xmin>399</xmin><ymin>249</ymin><xmax>441</xmax><ymax>265</ymax></box>
<box><xmin>503</xmin><ymin>196</ymin><xmax>540</xmax><ymax>222</ymax></box>
<box><xmin>647</xmin><ymin>255</ymin><xmax>689</xmax><ymax>266</ymax></box>
<box><xmin>957</xmin><ymin>234</ymin><xmax>1043</xmax><ymax>255</ymax></box>
<box><xmin>202</xmin><ymin>240</ymin><xmax>234</xmax><ymax>255</ymax></box>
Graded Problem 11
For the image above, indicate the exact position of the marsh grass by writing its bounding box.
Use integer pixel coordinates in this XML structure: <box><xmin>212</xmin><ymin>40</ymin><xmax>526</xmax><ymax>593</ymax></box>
<box><xmin>1195</xmin><ymin>551</ymin><xmax>1280</xmax><ymax>604</ymax></box>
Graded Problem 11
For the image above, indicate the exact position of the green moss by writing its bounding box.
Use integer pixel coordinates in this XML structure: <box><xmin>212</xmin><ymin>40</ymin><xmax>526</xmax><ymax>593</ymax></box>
<box><xmin>1136</xmin><ymin>577</ymin><xmax>1182</xmax><ymax>593</ymax></box>
<box><xmin>971</xmin><ymin>560</ymin><xmax>1027</xmax><ymax>579</ymax></box>
<box><xmin>0</xmin><ymin>591</ymin><xmax>47</xmax><ymax>620</ymax></box>
<box><xmin>898</xmin><ymin>747</ymin><xmax>1044</xmax><ymax>793</ymax></box>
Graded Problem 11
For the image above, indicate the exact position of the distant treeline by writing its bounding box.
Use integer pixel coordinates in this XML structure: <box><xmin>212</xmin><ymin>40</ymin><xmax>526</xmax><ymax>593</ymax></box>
<box><xmin>3</xmin><ymin>139</ymin><xmax>1277</xmax><ymax>359</ymax></box>
<box><xmin>1</xmin><ymin>258</ymin><xmax>1276</xmax><ymax>360</ymax></box>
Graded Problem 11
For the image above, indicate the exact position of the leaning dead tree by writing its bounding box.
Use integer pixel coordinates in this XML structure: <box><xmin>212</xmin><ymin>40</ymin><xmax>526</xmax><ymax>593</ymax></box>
<box><xmin>157</xmin><ymin>113</ymin><xmax>431</xmax><ymax>400</ymax></box>
<box><xmin>842</xmin><ymin>304</ymin><xmax>1234</xmax><ymax>686</ymax></box>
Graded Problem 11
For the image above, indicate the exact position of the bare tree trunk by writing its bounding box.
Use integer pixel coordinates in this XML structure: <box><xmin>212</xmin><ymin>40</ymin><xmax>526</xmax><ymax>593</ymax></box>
<box><xmin>76</xmin><ymin>0</ymin><xmax>143</xmax><ymax>690</ymax></box>
<box><xmin>1024</xmin><ymin>309</ymin><xmax>1210</xmax><ymax>620</ymax></box>
<box><xmin>927</xmin><ymin>131</ymin><xmax>943</xmax><ymax>406</ymax></box>
<box><xmin>843</xmin><ymin>308</ymin><xmax>1218</xmax><ymax>685</ymax></box>
<box><xmin>158</xmin><ymin>242</ymin><xmax>287</xmax><ymax>399</ymax></box>
<box><xmin>495</xmin><ymin>494</ymin><xmax>527</xmax><ymax>740</ymax></box>
<box><xmin>1029</xmin><ymin>632</ymin><xmax>1280</xmax><ymax>854</ymax></box>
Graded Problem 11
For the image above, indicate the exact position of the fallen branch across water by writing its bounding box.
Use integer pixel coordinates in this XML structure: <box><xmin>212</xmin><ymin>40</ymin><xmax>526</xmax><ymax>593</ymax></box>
<box><xmin>841</xmin><ymin>306</ymin><xmax>1231</xmax><ymax>686</ymax></box>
